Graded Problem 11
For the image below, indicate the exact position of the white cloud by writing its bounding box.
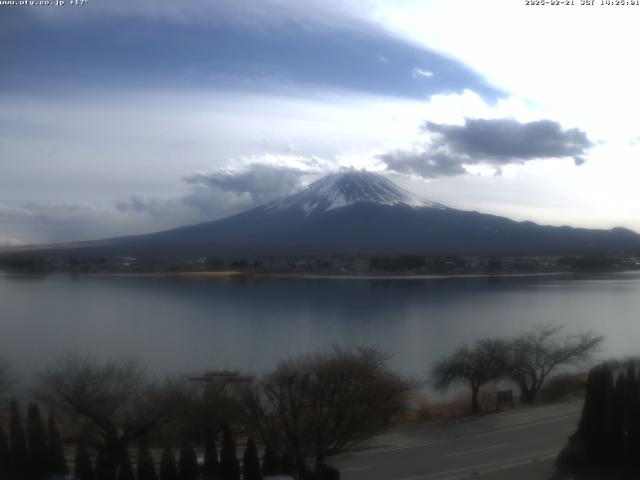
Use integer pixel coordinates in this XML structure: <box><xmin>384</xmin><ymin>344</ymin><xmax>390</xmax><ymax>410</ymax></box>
<box><xmin>411</xmin><ymin>68</ymin><xmax>433</xmax><ymax>79</ymax></box>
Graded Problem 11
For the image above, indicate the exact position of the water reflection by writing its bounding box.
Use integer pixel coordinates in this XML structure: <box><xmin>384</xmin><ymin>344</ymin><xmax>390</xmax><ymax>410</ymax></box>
<box><xmin>1</xmin><ymin>272</ymin><xmax>639</xmax><ymax>386</ymax></box>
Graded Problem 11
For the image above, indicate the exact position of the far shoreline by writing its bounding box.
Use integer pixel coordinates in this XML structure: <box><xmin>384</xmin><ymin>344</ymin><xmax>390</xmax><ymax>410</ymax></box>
<box><xmin>3</xmin><ymin>269</ymin><xmax>640</xmax><ymax>281</ymax></box>
<box><xmin>162</xmin><ymin>270</ymin><xmax>576</xmax><ymax>280</ymax></box>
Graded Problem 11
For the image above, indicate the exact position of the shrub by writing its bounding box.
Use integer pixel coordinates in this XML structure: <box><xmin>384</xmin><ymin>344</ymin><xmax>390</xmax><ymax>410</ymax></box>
<box><xmin>27</xmin><ymin>402</ymin><xmax>47</xmax><ymax>480</ymax></box>
<box><xmin>261</xmin><ymin>443</ymin><xmax>279</xmax><ymax>477</ymax></box>
<box><xmin>9</xmin><ymin>399</ymin><xmax>28</xmax><ymax>478</ymax></box>
<box><xmin>178</xmin><ymin>442</ymin><xmax>198</xmax><ymax>480</ymax></box>
<box><xmin>74</xmin><ymin>443</ymin><xmax>95</xmax><ymax>480</ymax></box>
<box><xmin>242</xmin><ymin>436</ymin><xmax>261</xmax><ymax>480</ymax></box>
<box><xmin>537</xmin><ymin>372</ymin><xmax>588</xmax><ymax>403</ymax></box>
<box><xmin>202</xmin><ymin>429</ymin><xmax>219</xmax><ymax>479</ymax></box>
<box><xmin>137</xmin><ymin>443</ymin><xmax>158</xmax><ymax>480</ymax></box>
<box><xmin>0</xmin><ymin>425</ymin><xmax>10</xmax><ymax>479</ymax></box>
<box><xmin>159</xmin><ymin>448</ymin><xmax>179</xmax><ymax>480</ymax></box>
<box><xmin>219</xmin><ymin>424</ymin><xmax>240</xmax><ymax>480</ymax></box>
<box><xmin>117</xmin><ymin>451</ymin><xmax>135</xmax><ymax>480</ymax></box>
<box><xmin>47</xmin><ymin>411</ymin><xmax>69</xmax><ymax>477</ymax></box>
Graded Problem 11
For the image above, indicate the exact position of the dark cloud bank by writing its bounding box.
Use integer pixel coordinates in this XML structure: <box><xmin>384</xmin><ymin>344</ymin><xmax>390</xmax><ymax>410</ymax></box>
<box><xmin>381</xmin><ymin>118</ymin><xmax>594</xmax><ymax>178</ymax></box>
<box><xmin>0</xmin><ymin>4</ymin><xmax>501</xmax><ymax>102</ymax></box>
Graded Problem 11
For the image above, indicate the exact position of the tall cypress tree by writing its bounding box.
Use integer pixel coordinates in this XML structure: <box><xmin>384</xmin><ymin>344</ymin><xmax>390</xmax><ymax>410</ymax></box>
<box><xmin>625</xmin><ymin>363</ymin><xmax>637</xmax><ymax>427</ymax></box>
<box><xmin>27</xmin><ymin>402</ymin><xmax>48</xmax><ymax>480</ymax></box>
<box><xmin>9</xmin><ymin>398</ymin><xmax>28</xmax><ymax>479</ymax></box>
<box><xmin>117</xmin><ymin>450</ymin><xmax>135</xmax><ymax>480</ymax></box>
<box><xmin>137</xmin><ymin>443</ymin><xmax>158</xmax><ymax>480</ymax></box>
<box><xmin>599</xmin><ymin>366</ymin><xmax>615</xmax><ymax>464</ymax></box>
<box><xmin>75</xmin><ymin>443</ymin><xmax>95</xmax><ymax>480</ymax></box>
<box><xmin>261</xmin><ymin>443</ymin><xmax>279</xmax><ymax>478</ymax></box>
<box><xmin>242</xmin><ymin>436</ymin><xmax>261</xmax><ymax>480</ymax></box>
<box><xmin>219</xmin><ymin>425</ymin><xmax>240</xmax><ymax>480</ymax></box>
<box><xmin>577</xmin><ymin>366</ymin><xmax>596</xmax><ymax>438</ymax></box>
<box><xmin>610</xmin><ymin>373</ymin><xmax>627</xmax><ymax>464</ymax></box>
<box><xmin>178</xmin><ymin>441</ymin><xmax>198</xmax><ymax>480</ymax></box>
<box><xmin>202</xmin><ymin>429</ymin><xmax>219</xmax><ymax>479</ymax></box>
<box><xmin>95</xmin><ymin>449</ymin><xmax>116</xmax><ymax>480</ymax></box>
<box><xmin>629</xmin><ymin>373</ymin><xmax>640</xmax><ymax>465</ymax></box>
<box><xmin>576</xmin><ymin>365</ymin><xmax>615</xmax><ymax>464</ymax></box>
<box><xmin>279</xmin><ymin>450</ymin><xmax>297</xmax><ymax>478</ymax></box>
<box><xmin>0</xmin><ymin>425</ymin><xmax>10</xmax><ymax>480</ymax></box>
<box><xmin>47</xmin><ymin>411</ymin><xmax>68</xmax><ymax>477</ymax></box>
<box><xmin>569</xmin><ymin>363</ymin><xmax>640</xmax><ymax>469</ymax></box>
<box><xmin>220</xmin><ymin>425</ymin><xmax>240</xmax><ymax>480</ymax></box>
<box><xmin>159</xmin><ymin>448</ymin><xmax>179</xmax><ymax>480</ymax></box>
<box><xmin>625</xmin><ymin>362</ymin><xmax>638</xmax><ymax>464</ymax></box>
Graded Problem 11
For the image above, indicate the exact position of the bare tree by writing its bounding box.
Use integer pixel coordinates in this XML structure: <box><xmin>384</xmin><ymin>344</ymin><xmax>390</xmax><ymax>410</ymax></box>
<box><xmin>35</xmin><ymin>353</ymin><xmax>187</xmax><ymax>479</ymax></box>
<box><xmin>506</xmin><ymin>324</ymin><xmax>603</xmax><ymax>403</ymax></box>
<box><xmin>431</xmin><ymin>338</ymin><xmax>508</xmax><ymax>415</ymax></box>
<box><xmin>176</xmin><ymin>379</ymin><xmax>246</xmax><ymax>446</ymax></box>
<box><xmin>243</xmin><ymin>346</ymin><xmax>412</xmax><ymax>477</ymax></box>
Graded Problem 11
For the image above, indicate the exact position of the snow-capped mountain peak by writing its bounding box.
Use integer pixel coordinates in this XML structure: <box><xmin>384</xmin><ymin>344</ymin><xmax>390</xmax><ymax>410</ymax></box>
<box><xmin>265</xmin><ymin>170</ymin><xmax>445</xmax><ymax>216</ymax></box>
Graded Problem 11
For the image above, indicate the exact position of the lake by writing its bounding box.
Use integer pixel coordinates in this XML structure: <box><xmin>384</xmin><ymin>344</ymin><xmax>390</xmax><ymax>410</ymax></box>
<box><xmin>1</xmin><ymin>272</ymin><xmax>639</xmax><ymax>388</ymax></box>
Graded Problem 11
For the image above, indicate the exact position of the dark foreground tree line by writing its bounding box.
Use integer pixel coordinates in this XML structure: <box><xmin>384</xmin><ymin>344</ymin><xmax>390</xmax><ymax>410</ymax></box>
<box><xmin>0</xmin><ymin>326</ymin><xmax>604</xmax><ymax>480</ymax></box>
<box><xmin>0</xmin><ymin>346</ymin><xmax>413</xmax><ymax>480</ymax></box>
<box><xmin>0</xmin><ymin>400</ymin><xmax>67</xmax><ymax>479</ymax></box>
<box><xmin>0</xmin><ymin>401</ymin><xmax>264</xmax><ymax>480</ymax></box>
<box><xmin>430</xmin><ymin>324</ymin><xmax>603</xmax><ymax>414</ymax></box>
<box><xmin>554</xmin><ymin>360</ymin><xmax>640</xmax><ymax>478</ymax></box>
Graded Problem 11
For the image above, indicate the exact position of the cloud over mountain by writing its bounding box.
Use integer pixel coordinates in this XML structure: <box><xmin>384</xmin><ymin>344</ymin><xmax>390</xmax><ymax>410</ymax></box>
<box><xmin>184</xmin><ymin>163</ymin><xmax>314</xmax><ymax>207</ymax></box>
<box><xmin>114</xmin><ymin>158</ymin><xmax>330</xmax><ymax>234</ymax></box>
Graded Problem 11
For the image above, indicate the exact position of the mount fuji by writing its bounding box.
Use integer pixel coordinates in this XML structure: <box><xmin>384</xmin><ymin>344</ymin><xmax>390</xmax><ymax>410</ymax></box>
<box><xmin>263</xmin><ymin>170</ymin><xmax>443</xmax><ymax>215</ymax></box>
<box><xmin>23</xmin><ymin>170</ymin><xmax>640</xmax><ymax>256</ymax></box>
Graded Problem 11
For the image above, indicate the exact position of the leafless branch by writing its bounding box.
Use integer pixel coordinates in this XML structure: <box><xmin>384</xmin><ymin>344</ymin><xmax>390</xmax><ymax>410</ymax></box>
<box><xmin>243</xmin><ymin>345</ymin><xmax>412</xmax><ymax>475</ymax></box>
<box><xmin>506</xmin><ymin>324</ymin><xmax>603</xmax><ymax>403</ymax></box>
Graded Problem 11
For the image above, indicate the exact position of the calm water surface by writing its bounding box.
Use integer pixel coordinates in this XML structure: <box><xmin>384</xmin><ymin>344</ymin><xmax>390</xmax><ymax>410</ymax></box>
<box><xmin>1</xmin><ymin>272</ymin><xmax>639</xmax><ymax>383</ymax></box>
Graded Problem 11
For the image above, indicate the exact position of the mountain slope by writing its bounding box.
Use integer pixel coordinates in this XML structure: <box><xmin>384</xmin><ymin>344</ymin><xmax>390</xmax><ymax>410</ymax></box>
<box><xmin>20</xmin><ymin>170</ymin><xmax>640</xmax><ymax>257</ymax></box>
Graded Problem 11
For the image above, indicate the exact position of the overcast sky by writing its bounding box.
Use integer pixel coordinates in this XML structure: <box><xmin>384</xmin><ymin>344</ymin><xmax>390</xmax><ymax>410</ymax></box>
<box><xmin>2</xmin><ymin>0</ymin><xmax>640</xmax><ymax>245</ymax></box>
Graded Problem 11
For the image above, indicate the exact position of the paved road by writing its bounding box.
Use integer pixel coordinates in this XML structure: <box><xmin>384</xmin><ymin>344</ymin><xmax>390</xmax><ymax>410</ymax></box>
<box><xmin>329</xmin><ymin>401</ymin><xmax>582</xmax><ymax>480</ymax></box>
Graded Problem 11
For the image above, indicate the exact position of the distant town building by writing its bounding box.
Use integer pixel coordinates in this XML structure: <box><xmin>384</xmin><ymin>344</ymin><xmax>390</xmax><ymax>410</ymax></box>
<box><xmin>188</xmin><ymin>369</ymin><xmax>254</xmax><ymax>396</ymax></box>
